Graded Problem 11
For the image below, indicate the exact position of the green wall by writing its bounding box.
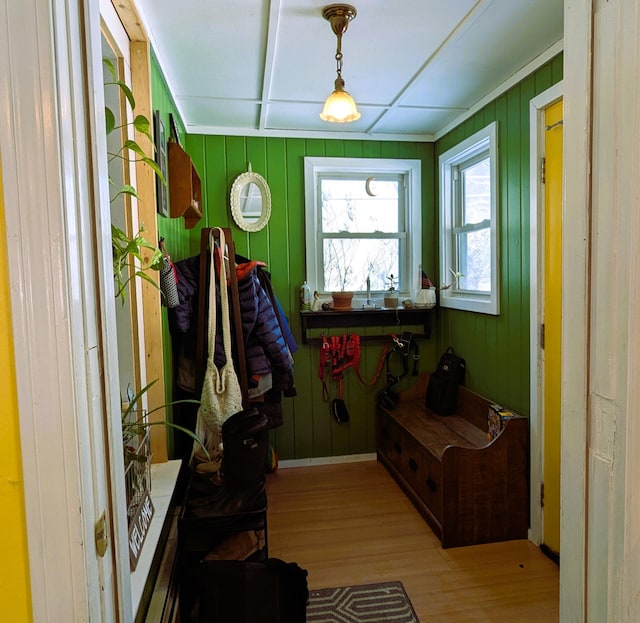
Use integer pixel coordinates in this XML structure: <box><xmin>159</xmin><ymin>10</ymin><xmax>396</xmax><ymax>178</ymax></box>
<box><xmin>151</xmin><ymin>50</ymin><xmax>563</xmax><ymax>459</ymax></box>
<box><xmin>151</xmin><ymin>51</ymin><xmax>196</xmax><ymax>457</ymax></box>
<box><xmin>434</xmin><ymin>54</ymin><xmax>563</xmax><ymax>415</ymax></box>
<box><xmin>183</xmin><ymin>135</ymin><xmax>437</xmax><ymax>459</ymax></box>
<box><xmin>151</xmin><ymin>50</ymin><xmax>193</xmax><ymax>257</ymax></box>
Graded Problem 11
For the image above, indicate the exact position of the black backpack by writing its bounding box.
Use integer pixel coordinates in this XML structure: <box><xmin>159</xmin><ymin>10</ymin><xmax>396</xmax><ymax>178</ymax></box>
<box><xmin>425</xmin><ymin>347</ymin><xmax>466</xmax><ymax>415</ymax></box>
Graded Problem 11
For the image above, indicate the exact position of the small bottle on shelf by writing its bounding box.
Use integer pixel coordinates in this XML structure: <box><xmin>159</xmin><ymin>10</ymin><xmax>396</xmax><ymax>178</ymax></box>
<box><xmin>300</xmin><ymin>281</ymin><xmax>311</xmax><ymax>311</ymax></box>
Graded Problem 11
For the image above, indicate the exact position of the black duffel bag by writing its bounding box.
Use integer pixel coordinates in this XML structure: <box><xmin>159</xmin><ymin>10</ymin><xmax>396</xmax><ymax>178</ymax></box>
<box><xmin>197</xmin><ymin>558</ymin><xmax>309</xmax><ymax>623</ymax></box>
<box><xmin>425</xmin><ymin>346</ymin><xmax>466</xmax><ymax>415</ymax></box>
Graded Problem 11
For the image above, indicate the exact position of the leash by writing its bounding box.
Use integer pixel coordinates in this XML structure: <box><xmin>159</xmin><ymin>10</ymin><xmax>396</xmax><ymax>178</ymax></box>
<box><xmin>318</xmin><ymin>333</ymin><xmax>401</xmax><ymax>398</ymax></box>
<box><xmin>318</xmin><ymin>333</ymin><xmax>362</xmax><ymax>401</ymax></box>
<box><xmin>384</xmin><ymin>332</ymin><xmax>420</xmax><ymax>386</ymax></box>
<box><xmin>318</xmin><ymin>334</ymin><xmax>331</xmax><ymax>401</ymax></box>
<box><xmin>376</xmin><ymin>332</ymin><xmax>420</xmax><ymax>410</ymax></box>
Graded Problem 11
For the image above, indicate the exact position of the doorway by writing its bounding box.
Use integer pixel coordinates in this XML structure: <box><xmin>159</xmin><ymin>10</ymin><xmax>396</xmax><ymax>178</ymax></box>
<box><xmin>542</xmin><ymin>98</ymin><xmax>563</xmax><ymax>558</ymax></box>
<box><xmin>529</xmin><ymin>83</ymin><xmax>563</xmax><ymax>561</ymax></box>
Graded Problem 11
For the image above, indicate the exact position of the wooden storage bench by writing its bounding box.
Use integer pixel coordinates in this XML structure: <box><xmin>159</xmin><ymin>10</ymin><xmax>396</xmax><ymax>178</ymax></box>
<box><xmin>376</xmin><ymin>373</ymin><xmax>529</xmax><ymax>548</ymax></box>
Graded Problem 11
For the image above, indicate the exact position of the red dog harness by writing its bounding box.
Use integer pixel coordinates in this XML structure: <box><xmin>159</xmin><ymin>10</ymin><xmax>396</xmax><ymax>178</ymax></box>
<box><xmin>318</xmin><ymin>333</ymin><xmax>389</xmax><ymax>400</ymax></box>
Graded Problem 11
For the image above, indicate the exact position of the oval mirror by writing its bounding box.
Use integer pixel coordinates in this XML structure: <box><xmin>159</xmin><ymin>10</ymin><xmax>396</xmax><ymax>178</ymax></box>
<box><xmin>230</xmin><ymin>170</ymin><xmax>271</xmax><ymax>232</ymax></box>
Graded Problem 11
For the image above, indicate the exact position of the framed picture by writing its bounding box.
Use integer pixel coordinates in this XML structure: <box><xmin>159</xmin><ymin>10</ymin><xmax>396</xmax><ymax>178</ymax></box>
<box><xmin>169</xmin><ymin>112</ymin><xmax>181</xmax><ymax>146</ymax></box>
<box><xmin>153</xmin><ymin>109</ymin><xmax>168</xmax><ymax>217</ymax></box>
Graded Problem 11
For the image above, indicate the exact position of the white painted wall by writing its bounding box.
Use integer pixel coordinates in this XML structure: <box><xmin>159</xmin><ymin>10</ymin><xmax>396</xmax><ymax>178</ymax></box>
<box><xmin>563</xmin><ymin>0</ymin><xmax>640</xmax><ymax>620</ymax></box>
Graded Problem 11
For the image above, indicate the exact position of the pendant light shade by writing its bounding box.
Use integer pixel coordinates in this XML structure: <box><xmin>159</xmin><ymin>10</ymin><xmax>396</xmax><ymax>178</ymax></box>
<box><xmin>319</xmin><ymin>4</ymin><xmax>361</xmax><ymax>123</ymax></box>
<box><xmin>320</xmin><ymin>78</ymin><xmax>361</xmax><ymax>123</ymax></box>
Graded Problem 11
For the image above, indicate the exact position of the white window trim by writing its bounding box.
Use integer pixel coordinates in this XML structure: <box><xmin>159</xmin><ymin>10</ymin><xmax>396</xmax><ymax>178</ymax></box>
<box><xmin>439</xmin><ymin>122</ymin><xmax>499</xmax><ymax>315</ymax></box>
<box><xmin>304</xmin><ymin>157</ymin><xmax>421</xmax><ymax>298</ymax></box>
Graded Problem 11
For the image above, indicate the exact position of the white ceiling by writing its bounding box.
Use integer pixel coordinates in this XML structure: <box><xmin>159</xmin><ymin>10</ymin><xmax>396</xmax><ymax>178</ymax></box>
<box><xmin>135</xmin><ymin>0</ymin><xmax>564</xmax><ymax>141</ymax></box>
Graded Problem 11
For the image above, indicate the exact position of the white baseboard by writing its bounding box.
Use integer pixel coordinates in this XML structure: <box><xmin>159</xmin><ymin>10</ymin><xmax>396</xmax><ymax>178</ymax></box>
<box><xmin>278</xmin><ymin>453</ymin><xmax>377</xmax><ymax>469</ymax></box>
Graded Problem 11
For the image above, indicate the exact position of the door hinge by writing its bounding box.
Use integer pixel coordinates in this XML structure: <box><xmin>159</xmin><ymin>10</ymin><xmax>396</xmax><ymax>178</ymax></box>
<box><xmin>541</xmin><ymin>156</ymin><xmax>546</xmax><ymax>184</ymax></box>
<box><xmin>540</xmin><ymin>323</ymin><xmax>545</xmax><ymax>349</ymax></box>
<box><xmin>540</xmin><ymin>482</ymin><xmax>545</xmax><ymax>508</ymax></box>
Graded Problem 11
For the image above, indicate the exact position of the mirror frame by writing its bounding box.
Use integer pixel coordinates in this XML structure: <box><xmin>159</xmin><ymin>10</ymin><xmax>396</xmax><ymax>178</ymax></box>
<box><xmin>230</xmin><ymin>170</ymin><xmax>272</xmax><ymax>232</ymax></box>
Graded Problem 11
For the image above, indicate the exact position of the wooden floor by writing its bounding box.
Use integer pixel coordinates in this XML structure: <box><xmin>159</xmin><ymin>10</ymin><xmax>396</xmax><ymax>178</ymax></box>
<box><xmin>265</xmin><ymin>460</ymin><xmax>559</xmax><ymax>623</ymax></box>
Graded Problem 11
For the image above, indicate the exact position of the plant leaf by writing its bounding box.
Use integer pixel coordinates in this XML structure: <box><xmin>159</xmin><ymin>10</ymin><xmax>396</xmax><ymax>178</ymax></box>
<box><xmin>102</xmin><ymin>58</ymin><xmax>116</xmax><ymax>80</ymax></box>
<box><xmin>135</xmin><ymin>271</ymin><xmax>161</xmax><ymax>292</ymax></box>
<box><xmin>122</xmin><ymin>379</ymin><xmax>158</xmax><ymax>420</ymax></box>
<box><xmin>133</xmin><ymin>115</ymin><xmax>152</xmax><ymax>141</ymax></box>
<box><xmin>111</xmin><ymin>184</ymin><xmax>140</xmax><ymax>202</ymax></box>
<box><xmin>139</xmin><ymin>420</ymin><xmax>210</xmax><ymax>460</ymax></box>
<box><xmin>124</xmin><ymin>139</ymin><xmax>146</xmax><ymax>158</ymax></box>
<box><xmin>115</xmin><ymin>80</ymin><xmax>135</xmax><ymax>110</ymax></box>
<box><xmin>142</xmin><ymin>156</ymin><xmax>165</xmax><ymax>183</ymax></box>
<box><xmin>105</xmin><ymin>106</ymin><xmax>116</xmax><ymax>135</ymax></box>
<box><xmin>149</xmin><ymin>248</ymin><xmax>165</xmax><ymax>271</ymax></box>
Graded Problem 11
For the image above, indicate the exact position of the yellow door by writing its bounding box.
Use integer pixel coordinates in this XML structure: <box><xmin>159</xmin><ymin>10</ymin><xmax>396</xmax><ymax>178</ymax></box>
<box><xmin>543</xmin><ymin>99</ymin><xmax>563</xmax><ymax>556</ymax></box>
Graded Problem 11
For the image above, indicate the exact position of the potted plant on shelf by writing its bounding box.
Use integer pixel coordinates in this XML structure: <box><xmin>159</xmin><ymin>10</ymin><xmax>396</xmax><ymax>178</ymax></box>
<box><xmin>121</xmin><ymin>380</ymin><xmax>205</xmax><ymax>521</ymax></box>
<box><xmin>331</xmin><ymin>290</ymin><xmax>354</xmax><ymax>311</ymax></box>
<box><xmin>383</xmin><ymin>274</ymin><xmax>399</xmax><ymax>308</ymax></box>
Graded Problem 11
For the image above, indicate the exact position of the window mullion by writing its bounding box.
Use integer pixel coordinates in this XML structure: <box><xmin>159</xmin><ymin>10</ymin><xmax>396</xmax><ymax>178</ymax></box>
<box><xmin>321</xmin><ymin>232</ymin><xmax>407</xmax><ymax>240</ymax></box>
<box><xmin>452</xmin><ymin>219</ymin><xmax>491</xmax><ymax>235</ymax></box>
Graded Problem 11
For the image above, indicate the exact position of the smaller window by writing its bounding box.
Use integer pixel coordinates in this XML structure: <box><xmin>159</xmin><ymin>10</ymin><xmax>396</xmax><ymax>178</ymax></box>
<box><xmin>439</xmin><ymin>122</ymin><xmax>499</xmax><ymax>314</ymax></box>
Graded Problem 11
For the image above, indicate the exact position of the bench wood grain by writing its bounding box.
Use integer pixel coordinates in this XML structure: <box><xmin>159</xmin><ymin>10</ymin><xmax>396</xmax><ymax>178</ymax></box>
<box><xmin>376</xmin><ymin>373</ymin><xmax>529</xmax><ymax>548</ymax></box>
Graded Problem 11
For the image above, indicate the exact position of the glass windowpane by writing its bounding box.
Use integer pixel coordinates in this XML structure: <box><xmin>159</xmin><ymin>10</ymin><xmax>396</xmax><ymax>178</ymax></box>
<box><xmin>462</xmin><ymin>158</ymin><xmax>490</xmax><ymax>225</ymax></box>
<box><xmin>456</xmin><ymin>228</ymin><xmax>491</xmax><ymax>292</ymax></box>
<box><xmin>323</xmin><ymin>238</ymin><xmax>399</xmax><ymax>292</ymax></box>
<box><xmin>321</xmin><ymin>178</ymin><xmax>400</xmax><ymax>233</ymax></box>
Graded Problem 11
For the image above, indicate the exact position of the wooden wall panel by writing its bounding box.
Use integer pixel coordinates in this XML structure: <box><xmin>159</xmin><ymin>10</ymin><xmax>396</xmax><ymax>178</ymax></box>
<box><xmin>151</xmin><ymin>52</ymin><xmax>198</xmax><ymax>457</ymax></box>
<box><xmin>434</xmin><ymin>54</ymin><xmax>563</xmax><ymax>415</ymax></box>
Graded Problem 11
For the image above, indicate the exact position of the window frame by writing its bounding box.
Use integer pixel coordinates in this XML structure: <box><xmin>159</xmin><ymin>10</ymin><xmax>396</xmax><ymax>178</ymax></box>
<box><xmin>304</xmin><ymin>157</ymin><xmax>421</xmax><ymax>297</ymax></box>
<box><xmin>439</xmin><ymin>122</ymin><xmax>499</xmax><ymax>315</ymax></box>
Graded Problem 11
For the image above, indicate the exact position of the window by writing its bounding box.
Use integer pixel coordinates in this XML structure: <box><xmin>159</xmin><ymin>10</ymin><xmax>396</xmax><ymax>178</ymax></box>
<box><xmin>439</xmin><ymin>122</ymin><xmax>499</xmax><ymax>314</ymax></box>
<box><xmin>304</xmin><ymin>157</ymin><xmax>421</xmax><ymax>297</ymax></box>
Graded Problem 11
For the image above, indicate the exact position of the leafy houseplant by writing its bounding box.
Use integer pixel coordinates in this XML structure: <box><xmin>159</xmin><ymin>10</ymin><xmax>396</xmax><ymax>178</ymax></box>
<box><xmin>122</xmin><ymin>380</ymin><xmax>206</xmax><ymax>518</ymax></box>
<box><xmin>111</xmin><ymin>223</ymin><xmax>163</xmax><ymax>303</ymax></box>
<box><xmin>121</xmin><ymin>380</ymin><xmax>205</xmax><ymax>459</ymax></box>
<box><xmin>102</xmin><ymin>60</ymin><xmax>206</xmax><ymax>511</ymax></box>
<box><xmin>103</xmin><ymin>57</ymin><xmax>165</xmax><ymax>304</ymax></box>
<box><xmin>440</xmin><ymin>268</ymin><xmax>464</xmax><ymax>291</ymax></box>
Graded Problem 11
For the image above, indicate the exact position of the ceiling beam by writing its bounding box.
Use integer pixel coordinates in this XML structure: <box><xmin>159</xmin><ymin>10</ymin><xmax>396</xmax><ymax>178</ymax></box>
<box><xmin>367</xmin><ymin>0</ymin><xmax>489</xmax><ymax>134</ymax></box>
<box><xmin>258</xmin><ymin>0</ymin><xmax>282</xmax><ymax>131</ymax></box>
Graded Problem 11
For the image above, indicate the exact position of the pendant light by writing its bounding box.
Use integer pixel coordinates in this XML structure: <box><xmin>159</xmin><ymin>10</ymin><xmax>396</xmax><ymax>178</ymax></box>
<box><xmin>319</xmin><ymin>4</ymin><xmax>361</xmax><ymax>123</ymax></box>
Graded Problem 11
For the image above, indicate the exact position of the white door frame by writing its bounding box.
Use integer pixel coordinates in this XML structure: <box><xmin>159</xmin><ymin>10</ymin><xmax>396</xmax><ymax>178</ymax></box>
<box><xmin>561</xmin><ymin>0</ymin><xmax>592</xmax><ymax>620</ymax></box>
<box><xmin>0</xmin><ymin>0</ymin><xmax>131</xmax><ymax>620</ymax></box>
<box><xmin>528</xmin><ymin>81</ymin><xmax>564</xmax><ymax>547</ymax></box>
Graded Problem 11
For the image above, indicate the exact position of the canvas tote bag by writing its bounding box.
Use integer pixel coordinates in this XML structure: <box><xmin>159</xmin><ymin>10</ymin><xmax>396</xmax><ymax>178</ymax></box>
<box><xmin>192</xmin><ymin>228</ymin><xmax>243</xmax><ymax>460</ymax></box>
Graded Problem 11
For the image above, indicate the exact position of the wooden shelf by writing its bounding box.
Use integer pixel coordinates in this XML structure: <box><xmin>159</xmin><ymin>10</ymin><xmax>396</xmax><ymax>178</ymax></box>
<box><xmin>299</xmin><ymin>307</ymin><xmax>434</xmax><ymax>344</ymax></box>
<box><xmin>168</xmin><ymin>141</ymin><xmax>202</xmax><ymax>228</ymax></box>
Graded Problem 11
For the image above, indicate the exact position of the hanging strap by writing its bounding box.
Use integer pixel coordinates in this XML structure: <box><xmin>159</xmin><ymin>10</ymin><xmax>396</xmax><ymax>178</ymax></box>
<box><xmin>354</xmin><ymin>338</ymin><xmax>389</xmax><ymax>387</ymax></box>
<box><xmin>196</xmin><ymin>227</ymin><xmax>249</xmax><ymax>406</ymax></box>
<box><xmin>207</xmin><ymin>227</ymin><xmax>235</xmax><ymax>368</ymax></box>
<box><xmin>383</xmin><ymin>332</ymin><xmax>420</xmax><ymax>389</ymax></box>
<box><xmin>318</xmin><ymin>334</ymin><xmax>331</xmax><ymax>401</ymax></box>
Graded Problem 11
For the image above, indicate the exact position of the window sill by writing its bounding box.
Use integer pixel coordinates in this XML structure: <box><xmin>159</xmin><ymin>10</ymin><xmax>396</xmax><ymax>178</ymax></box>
<box><xmin>300</xmin><ymin>307</ymin><xmax>434</xmax><ymax>344</ymax></box>
<box><xmin>130</xmin><ymin>459</ymin><xmax>181</xmax><ymax>618</ymax></box>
